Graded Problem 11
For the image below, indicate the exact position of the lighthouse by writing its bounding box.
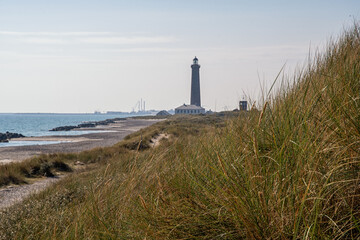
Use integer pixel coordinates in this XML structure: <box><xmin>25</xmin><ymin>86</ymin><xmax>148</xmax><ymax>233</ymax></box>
<box><xmin>190</xmin><ymin>56</ymin><xmax>201</xmax><ymax>106</ymax></box>
<box><xmin>174</xmin><ymin>57</ymin><xmax>205</xmax><ymax>115</ymax></box>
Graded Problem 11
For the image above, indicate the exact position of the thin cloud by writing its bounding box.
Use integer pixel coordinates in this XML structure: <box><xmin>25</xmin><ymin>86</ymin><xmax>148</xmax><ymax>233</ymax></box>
<box><xmin>24</xmin><ymin>37</ymin><xmax>69</xmax><ymax>44</ymax></box>
<box><xmin>0</xmin><ymin>31</ymin><xmax>177</xmax><ymax>45</ymax></box>
<box><xmin>80</xmin><ymin>36</ymin><xmax>176</xmax><ymax>45</ymax></box>
<box><xmin>0</xmin><ymin>31</ymin><xmax>112</xmax><ymax>36</ymax></box>
<box><xmin>110</xmin><ymin>47</ymin><xmax>190</xmax><ymax>53</ymax></box>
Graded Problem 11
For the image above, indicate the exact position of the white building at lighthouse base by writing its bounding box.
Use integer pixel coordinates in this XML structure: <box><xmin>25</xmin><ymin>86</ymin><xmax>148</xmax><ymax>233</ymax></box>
<box><xmin>175</xmin><ymin>104</ymin><xmax>205</xmax><ymax>115</ymax></box>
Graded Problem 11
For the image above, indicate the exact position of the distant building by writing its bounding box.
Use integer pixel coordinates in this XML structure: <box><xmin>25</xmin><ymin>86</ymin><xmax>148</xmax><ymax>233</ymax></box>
<box><xmin>239</xmin><ymin>100</ymin><xmax>248</xmax><ymax>111</ymax></box>
<box><xmin>175</xmin><ymin>104</ymin><xmax>205</xmax><ymax>115</ymax></box>
<box><xmin>156</xmin><ymin>110</ymin><xmax>170</xmax><ymax>116</ymax></box>
<box><xmin>175</xmin><ymin>57</ymin><xmax>205</xmax><ymax>115</ymax></box>
<box><xmin>206</xmin><ymin>109</ymin><xmax>213</xmax><ymax>114</ymax></box>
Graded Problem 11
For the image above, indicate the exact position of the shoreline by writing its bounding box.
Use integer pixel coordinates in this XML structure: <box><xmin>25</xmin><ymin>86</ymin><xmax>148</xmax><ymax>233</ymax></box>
<box><xmin>0</xmin><ymin>118</ymin><xmax>162</xmax><ymax>164</ymax></box>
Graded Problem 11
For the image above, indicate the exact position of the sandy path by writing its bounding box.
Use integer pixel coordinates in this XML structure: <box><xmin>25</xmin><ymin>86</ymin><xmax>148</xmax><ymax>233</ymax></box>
<box><xmin>150</xmin><ymin>133</ymin><xmax>169</xmax><ymax>148</ymax></box>
<box><xmin>0</xmin><ymin>177</ymin><xmax>62</xmax><ymax>209</ymax></box>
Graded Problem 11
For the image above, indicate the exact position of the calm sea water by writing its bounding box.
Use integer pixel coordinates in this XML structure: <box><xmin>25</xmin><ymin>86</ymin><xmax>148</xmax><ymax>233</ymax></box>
<box><xmin>0</xmin><ymin>113</ymin><xmax>148</xmax><ymax>147</ymax></box>
<box><xmin>0</xmin><ymin>113</ymin><xmax>141</xmax><ymax>137</ymax></box>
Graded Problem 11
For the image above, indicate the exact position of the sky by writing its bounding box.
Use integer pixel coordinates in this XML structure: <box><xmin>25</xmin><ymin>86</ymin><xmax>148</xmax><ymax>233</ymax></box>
<box><xmin>0</xmin><ymin>0</ymin><xmax>359</xmax><ymax>113</ymax></box>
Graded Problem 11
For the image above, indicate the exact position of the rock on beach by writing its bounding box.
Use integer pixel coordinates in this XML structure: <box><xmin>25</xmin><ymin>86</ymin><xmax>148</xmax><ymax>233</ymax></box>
<box><xmin>0</xmin><ymin>132</ymin><xmax>25</xmax><ymax>142</ymax></box>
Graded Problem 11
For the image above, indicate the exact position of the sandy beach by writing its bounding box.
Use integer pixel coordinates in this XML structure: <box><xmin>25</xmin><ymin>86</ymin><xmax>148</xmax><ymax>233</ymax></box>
<box><xmin>0</xmin><ymin>118</ymin><xmax>160</xmax><ymax>164</ymax></box>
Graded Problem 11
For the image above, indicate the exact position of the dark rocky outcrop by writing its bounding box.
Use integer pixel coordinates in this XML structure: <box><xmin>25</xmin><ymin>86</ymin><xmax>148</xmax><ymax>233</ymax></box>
<box><xmin>78</xmin><ymin>123</ymin><xmax>96</xmax><ymax>128</ymax></box>
<box><xmin>50</xmin><ymin>126</ymin><xmax>79</xmax><ymax>131</ymax></box>
<box><xmin>49</xmin><ymin>118</ymin><xmax>126</xmax><ymax>131</ymax></box>
<box><xmin>0</xmin><ymin>132</ymin><xmax>25</xmax><ymax>142</ymax></box>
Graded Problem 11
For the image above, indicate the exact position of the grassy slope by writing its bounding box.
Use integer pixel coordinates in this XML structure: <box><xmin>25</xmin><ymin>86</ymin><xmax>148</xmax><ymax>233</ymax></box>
<box><xmin>0</xmin><ymin>114</ymin><xmax>229</xmax><ymax>239</ymax></box>
<box><xmin>0</xmin><ymin>25</ymin><xmax>360</xmax><ymax>239</ymax></box>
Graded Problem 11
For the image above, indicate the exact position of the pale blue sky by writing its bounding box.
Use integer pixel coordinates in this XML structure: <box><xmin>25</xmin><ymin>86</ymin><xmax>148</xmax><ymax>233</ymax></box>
<box><xmin>0</xmin><ymin>0</ymin><xmax>359</xmax><ymax>112</ymax></box>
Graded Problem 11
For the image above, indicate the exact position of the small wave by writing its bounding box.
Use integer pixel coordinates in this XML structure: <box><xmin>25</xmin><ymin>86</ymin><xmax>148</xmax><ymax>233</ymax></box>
<box><xmin>0</xmin><ymin>140</ymin><xmax>70</xmax><ymax>148</ymax></box>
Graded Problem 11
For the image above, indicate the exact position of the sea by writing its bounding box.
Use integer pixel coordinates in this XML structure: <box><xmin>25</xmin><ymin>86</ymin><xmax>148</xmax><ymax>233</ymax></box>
<box><xmin>0</xmin><ymin>113</ymin><xmax>147</xmax><ymax>147</ymax></box>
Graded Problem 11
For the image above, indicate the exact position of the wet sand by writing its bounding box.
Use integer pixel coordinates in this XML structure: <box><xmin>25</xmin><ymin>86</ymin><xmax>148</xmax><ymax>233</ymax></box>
<box><xmin>0</xmin><ymin>118</ymin><xmax>160</xmax><ymax>164</ymax></box>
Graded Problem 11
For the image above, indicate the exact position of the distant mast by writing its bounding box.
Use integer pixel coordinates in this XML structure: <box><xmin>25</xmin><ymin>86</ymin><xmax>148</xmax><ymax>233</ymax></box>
<box><xmin>190</xmin><ymin>56</ymin><xmax>201</xmax><ymax>106</ymax></box>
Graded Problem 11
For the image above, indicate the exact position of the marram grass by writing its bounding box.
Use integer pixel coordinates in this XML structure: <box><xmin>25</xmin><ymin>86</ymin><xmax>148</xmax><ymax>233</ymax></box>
<box><xmin>0</xmin><ymin>24</ymin><xmax>360</xmax><ymax>239</ymax></box>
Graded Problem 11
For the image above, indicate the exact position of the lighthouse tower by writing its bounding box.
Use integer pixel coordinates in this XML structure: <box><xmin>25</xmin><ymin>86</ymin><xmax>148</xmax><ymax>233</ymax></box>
<box><xmin>174</xmin><ymin>56</ymin><xmax>205</xmax><ymax>115</ymax></box>
<box><xmin>190</xmin><ymin>56</ymin><xmax>201</xmax><ymax>106</ymax></box>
